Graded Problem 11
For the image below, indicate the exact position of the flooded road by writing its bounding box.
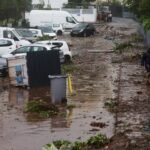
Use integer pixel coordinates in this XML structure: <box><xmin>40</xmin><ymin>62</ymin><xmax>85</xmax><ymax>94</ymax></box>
<box><xmin>0</xmin><ymin>17</ymin><xmax>149</xmax><ymax>150</ymax></box>
<box><xmin>0</xmin><ymin>33</ymin><xmax>115</xmax><ymax>150</ymax></box>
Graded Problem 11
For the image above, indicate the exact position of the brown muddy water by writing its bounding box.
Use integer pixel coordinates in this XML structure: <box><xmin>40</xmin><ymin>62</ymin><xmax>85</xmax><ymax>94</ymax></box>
<box><xmin>0</xmin><ymin>35</ymin><xmax>115</xmax><ymax>150</ymax></box>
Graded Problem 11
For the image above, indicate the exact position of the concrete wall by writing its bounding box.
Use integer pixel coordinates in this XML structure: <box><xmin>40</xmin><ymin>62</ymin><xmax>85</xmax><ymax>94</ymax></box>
<box><xmin>62</xmin><ymin>8</ymin><xmax>97</xmax><ymax>23</ymax></box>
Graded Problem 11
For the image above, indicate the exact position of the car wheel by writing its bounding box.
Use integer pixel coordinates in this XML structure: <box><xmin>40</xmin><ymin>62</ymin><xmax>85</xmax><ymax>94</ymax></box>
<box><xmin>83</xmin><ymin>32</ymin><xmax>87</xmax><ymax>37</ymax></box>
<box><xmin>64</xmin><ymin>55</ymin><xmax>71</xmax><ymax>63</ymax></box>
<box><xmin>57</xmin><ymin>30</ymin><xmax>63</xmax><ymax>36</ymax></box>
<box><xmin>70</xmin><ymin>33</ymin><xmax>74</xmax><ymax>37</ymax></box>
<box><xmin>92</xmin><ymin>31</ymin><xmax>96</xmax><ymax>36</ymax></box>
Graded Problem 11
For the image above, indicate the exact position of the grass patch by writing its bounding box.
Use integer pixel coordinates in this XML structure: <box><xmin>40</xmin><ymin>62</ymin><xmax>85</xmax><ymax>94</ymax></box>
<box><xmin>66</xmin><ymin>104</ymin><xmax>76</xmax><ymax>110</ymax></box>
<box><xmin>61</xmin><ymin>64</ymin><xmax>79</xmax><ymax>74</ymax></box>
<box><xmin>131</xmin><ymin>34</ymin><xmax>144</xmax><ymax>43</ymax></box>
<box><xmin>24</xmin><ymin>100</ymin><xmax>59</xmax><ymax>119</ymax></box>
<box><xmin>114</xmin><ymin>41</ymin><xmax>133</xmax><ymax>53</ymax></box>
<box><xmin>37</xmin><ymin>35</ymin><xmax>55</xmax><ymax>41</ymax></box>
<box><xmin>42</xmin><ymin>134</ymin><xmax>109</xmax><ymax>150</ymax></box>
<box><xmin>104</xmin><ymin>99</ymin><xmax>117</xmax><ymax>112</ymax></box>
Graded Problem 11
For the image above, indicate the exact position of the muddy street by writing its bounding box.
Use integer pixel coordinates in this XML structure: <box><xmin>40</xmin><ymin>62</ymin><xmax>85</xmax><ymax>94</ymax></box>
<box><xmin>0</xmin><ymin>18</ymin><xmax>150</xmax><ymax>150</ymax></box>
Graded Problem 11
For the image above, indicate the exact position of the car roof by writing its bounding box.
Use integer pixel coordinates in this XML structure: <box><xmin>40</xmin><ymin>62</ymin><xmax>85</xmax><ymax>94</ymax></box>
<box><xmin>29</xmin><ymin>28</ymin><xmax>42</xmax><ymax>31</ymax></box>
<box><xmin>24</xmin><ymin>43</ymin><xmax>50</xmax><ymax>49</ymax></box>
<box><xmin>36</xmin><ymin>40</ymin><xmax>66</xmax><ymax>43</ymax></box>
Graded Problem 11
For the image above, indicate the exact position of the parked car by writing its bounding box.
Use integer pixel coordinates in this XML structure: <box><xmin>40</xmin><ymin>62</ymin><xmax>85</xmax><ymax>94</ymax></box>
<box><xmin>37</xmin><ymin>26</ymin><xmax>57</xmax><ymax>39</ymax></box>
<box><xmin>15</xmin><ymin>28</ymin><xmax>37</xmax><ymax>43</ymax></box>
<box><xmin>3</xmin><ymin>44</ymin><xmax>64</xmax><ymax>62</ymax></box>
<box><xmin>1</xmin><ymin>44</ymin><xmax>64</xmax><ymax>76</ymax></box>
<box><xmin>41</xmin><ymin>23</ymin><xmax>64</xmax><ymax>36</ymax></box>
<box><xmin>70</xmin><ymin>23</ymin><xmax>96</xmax><ymax>37</ymax></box>
<box><xmin>29</xmin><ymin>28</ymin><xmax>43</xmax><ymax>37</ymax></box>
<box><xmin>0</xmin><ymin>27</ymin><xmax>31</xmax><ymax>47</ymax></box>
<box><xmin>35</xmin><ymin>40</ymin><xmax>72</xmax><ymax>62</ymax></box>
<box><xmin>0</xmin><ymin>38</ymin><xmax>16</xmax><ymax>56</ymax></box>
<box><xmin>52</xmin><ymin>23</ymin><xmax>64</xmax><ymax>36</ymax></box>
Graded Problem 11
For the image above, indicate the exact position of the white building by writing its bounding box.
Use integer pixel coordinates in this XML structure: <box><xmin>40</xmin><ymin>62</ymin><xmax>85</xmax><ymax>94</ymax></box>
<box><xmin>32</xmin><ymin>0</ymin><xmax>68</xmax><ymax>9</ymax></box>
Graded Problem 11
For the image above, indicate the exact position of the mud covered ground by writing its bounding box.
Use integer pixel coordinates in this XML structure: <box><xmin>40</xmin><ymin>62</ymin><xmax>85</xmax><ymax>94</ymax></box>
<box><xmin>0</xmin><ymin>18</ymin><xmax>150</xmax><ymax>150</ymax></box>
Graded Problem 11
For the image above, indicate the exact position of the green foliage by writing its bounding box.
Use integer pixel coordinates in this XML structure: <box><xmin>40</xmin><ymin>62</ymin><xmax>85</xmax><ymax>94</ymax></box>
<box><xmin>61</xmin><ymin>64</ymin><xmax>78</xmax><ymax>74</ymax></box>
<box><xmin>143</xmin><ymin>18</ymin><xmax>150</xmax><ymax>31</ymax></box>
<box><xmin>124</xmin><ymin>0</ymin><xmax>150</xmax><ymax>18</ymax></box>
<box><xmin>87</xmin><ymin>134</ymin><xmax>109</xmax><ymax>148</ymax></box>
<box><xmin>53</xmin><ymin>140</ymin><xmax>71</xmax><ymax>149</ymax></box>
<box><xmin>64</xmin><ymin>0</ymin><xmax>95</xmax><ymax>8</ymax></box>
<box><xmin>0</xmin><ymin>0</ymin><xmax>32</xmax><ymax>26</ymax></box>
<box><xmin>104</xmin><ymin>99</ymin><xmax>117</xmax><ymax>111</ymax></box>
<box><xmin>130</xmin><ymin>34</ymin><xmax>144</xmax><ymax>42</ymax></box>
<box><xmin>66</xmin><ymin>104</ymin><xmax>76</xmax><ymax>110</ymax></box>
<box><xmin>37</xmin><ymin>35</ymin><xmax>54</xmax><ymax>41</ymax></box>
<box><xmin>114</xmin><ymin>41</ymin><xmax>133</xmax><ymax>53</ymax></box>
<box><xmin>43</xmin><ymin>134</ymin><xmax>109</xmax><ymax>150</ymax></box>
<box><xmin>25</xmin><ymin>100</ymin><xmax>59</xmax><ymax>118</ymax></box>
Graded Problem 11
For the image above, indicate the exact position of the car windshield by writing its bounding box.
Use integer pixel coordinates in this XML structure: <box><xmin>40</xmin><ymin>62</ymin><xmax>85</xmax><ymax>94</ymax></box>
<box><xmin>72</xmin><ymin>16</ymin><xmax>78</xmax><ymax>23</ymax></box>
<box><xmin>74</xmin><ymin>23</ymin><xmax>88</xmax><ymax>30</ymax></box>
<box><xmin>39</xmin><ymin>26</ymin><xmax>53</xmax><ymax>33</ymax></box>
<box><xmin>16</xmin><ymin>29</ymin><xmax>34</xmax><ymax>37</ymax></box>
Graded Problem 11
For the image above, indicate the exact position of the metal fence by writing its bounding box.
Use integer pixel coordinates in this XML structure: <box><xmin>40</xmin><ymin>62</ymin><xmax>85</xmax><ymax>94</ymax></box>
<box><xmin>62</xmin><ymin>8</ymin><xmax>94</xmax><ymax>15</ymax></box>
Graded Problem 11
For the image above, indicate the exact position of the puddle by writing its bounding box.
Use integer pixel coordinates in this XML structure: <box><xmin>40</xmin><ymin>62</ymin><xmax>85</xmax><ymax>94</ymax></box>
<box><xmin>0</xmin><ymin>80</ymin><xmax>115</xmax><ymax>150</ymax></box>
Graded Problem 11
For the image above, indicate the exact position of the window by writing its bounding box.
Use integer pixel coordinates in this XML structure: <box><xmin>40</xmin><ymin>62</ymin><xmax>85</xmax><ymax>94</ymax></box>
<box><xmin>52</xmin><ymin>42</ymin><xmax>63</xmax><ymax>48</ymax></box>
<box><xmin>66</xmin><ymin>17</ymin><xmax>76</xmax><ymax>24</ymax></box>
<box><xmin>12</xmin><ymin>46</ymin><xmax>31</xmax><ymax>54</ymax></box>
<box><xmin>53</xmin><ymin>24</ymin><xmax>60</xmax><ymax>28</ymax></box>
<box><xmin>31</xmin><ymin>46</ymin><xmax>47</xmax><ymax>52</ymax></box>
<box><xmin>3</xmin><ymin>30</ymin><xmax>19</xmax><ymax>41</ymax></box>
<box><xmin>0</xmin><ymin>39</ymin><xmax>12</xmax><ymax>47</ymax></box>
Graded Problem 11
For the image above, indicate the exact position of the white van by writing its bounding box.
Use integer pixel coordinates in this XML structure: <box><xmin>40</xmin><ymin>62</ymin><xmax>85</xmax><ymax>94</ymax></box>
<box><xmin>0</xmin><ymin>27</ymin><xmax>31</xmax><ymax>47</ymax></box>
<box><xmin>29</xmin><ymin>10</ymin><xmax>78</xmax><ymax>31</ymax></box>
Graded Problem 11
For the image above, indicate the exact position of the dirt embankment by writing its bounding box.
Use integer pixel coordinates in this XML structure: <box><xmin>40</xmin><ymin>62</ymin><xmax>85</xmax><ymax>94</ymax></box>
<box><xmin>101</xmin><ymin>18</ymin><xmax>150</xmax><ymax>149</ymax></box>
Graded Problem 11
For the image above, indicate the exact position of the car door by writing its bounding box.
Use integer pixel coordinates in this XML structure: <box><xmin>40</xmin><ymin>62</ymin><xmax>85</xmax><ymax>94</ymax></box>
<box><xmin>0</xmin><ymin>39</ymin><xmax>16</xmax><ymax>56</ymax></box>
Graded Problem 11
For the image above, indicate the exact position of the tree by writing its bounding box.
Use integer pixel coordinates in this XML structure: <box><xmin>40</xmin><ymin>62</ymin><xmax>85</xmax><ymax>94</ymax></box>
<box><xmin>124</xmin><ymin>0</ymin><xmax>140</xmax><ymax>16</ymax></box>
<box><xmin>0</xmin><ymin>0</ymin><xmax>32</xmax><ymax>26</ymax></box>
<box><xmin>124</xmin><ymin>0</ymin><xmax>150</xmax><ymax>31</ymax></box>
<box><xmin>139</xmin><ymin>0</ymin><xmax>150</xmax><ymax>17</ymax></box>
<box><xmin>64</xmin><ymin>0</ymin><xmax>95</xmax><ymax>8</ymax></box>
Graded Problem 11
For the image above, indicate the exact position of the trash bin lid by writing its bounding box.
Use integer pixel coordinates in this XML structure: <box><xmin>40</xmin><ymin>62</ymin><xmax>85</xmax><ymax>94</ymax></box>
<box><xmin>48</xmin><ymin>75</ymin><xmax>67</xmax><ymax>79</ymax></box>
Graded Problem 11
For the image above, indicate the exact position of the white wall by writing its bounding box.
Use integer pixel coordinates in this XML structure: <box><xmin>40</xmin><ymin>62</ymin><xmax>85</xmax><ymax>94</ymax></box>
<box><xmin>63</xmin><ymin>8</ymin><xmax>97</xmax><ymax>23</ymax></box>
<box><xmin>32</xmin><ymin>0</ymin><xmax>68</xmax><ymax>9</ymax></box>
